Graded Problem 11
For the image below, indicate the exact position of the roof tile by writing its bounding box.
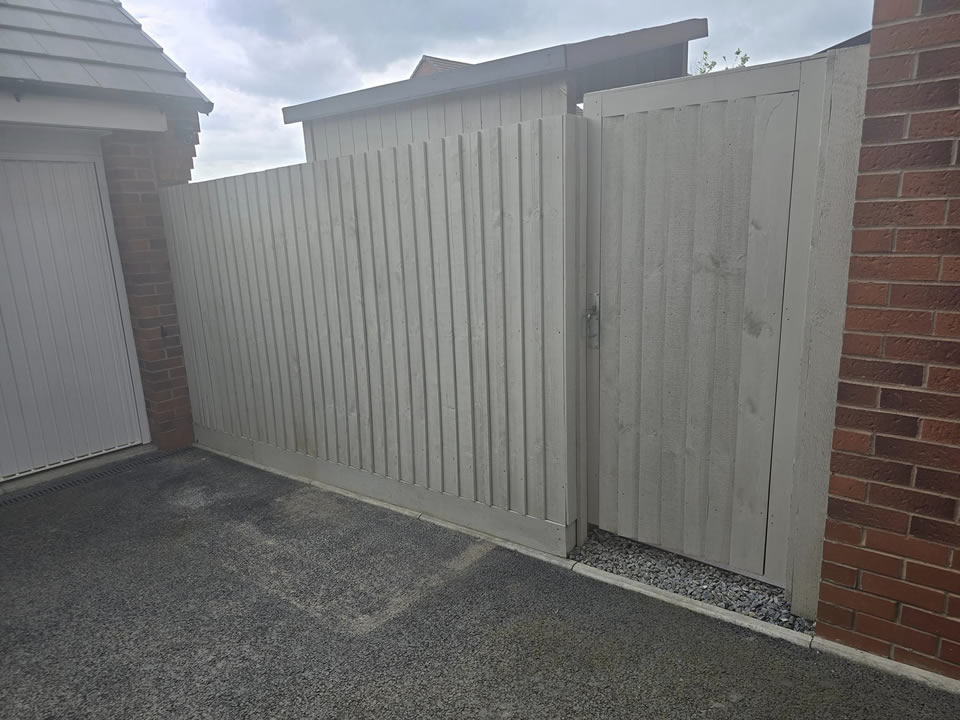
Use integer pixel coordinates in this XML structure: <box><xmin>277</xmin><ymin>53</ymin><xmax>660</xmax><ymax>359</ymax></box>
<box><xmin>0</xmin><ymin>0</ymin><xmax>211</xmax><ymax>111</ymax></box>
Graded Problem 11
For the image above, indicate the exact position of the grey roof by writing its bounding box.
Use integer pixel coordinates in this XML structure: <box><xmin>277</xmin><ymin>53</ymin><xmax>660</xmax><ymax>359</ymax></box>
<box><xmin>821</xmin><ymin>30</ymin><xmax>871</xmax><ymax>53</ymax></box>
<box><xmin>0</xmin><ymin>0</ymin><xmax>212</xmax><ymax>112</ymax></box>
<box><xmin>410</xmin><ymin>55</ymin><xmax>471</xmax><ymax>78</ymax></box>
<box><xmin>284</xmin><ymin>18</ymin><xmax>707</xmax><ymax>124</ymax></box>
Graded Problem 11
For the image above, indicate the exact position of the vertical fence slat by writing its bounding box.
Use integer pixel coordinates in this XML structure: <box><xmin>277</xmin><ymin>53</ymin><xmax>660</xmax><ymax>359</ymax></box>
<box><xmin>481</xmin><ymin>127</ymin><xmax>510</xmax><ymax>510</ymax></box>
<box><xmin>339</xmin><ymin>156</ymin><xmax>374</xmax><ymax>470</ymax></box>
<box><xmin>317</xmin><ymin>161</ymin><xmax>350</xmax><ymax>463</ymax></box>
<box><xmin>247</xmin><ymin>174</ymin><xmax>282</xmax><ymax>447</ymax></box>
<box><xmin>521</xmin><ymin>119</ymin><xmax>545</xmax><ymax>520</ymax></box>
<box><xmin>328</xmin><ymin>160</ymin><xmax>361</xmax><ymax>467</ymax></box>
<box><xmin>354</xmin><ymin>154</ymin><xmax>386</xmax><ymax>475</ymax></box>
<box><xmin>209</xmin><ymin>180</ymin><xmax>246</xmax><ymax>440</ymax></box>
<box><xmin>233</xmin><ymin>176</ymin><xmax>270</xmax><ymax>446</ymax></box>
<box><xmin>501</xmin><ymin>122</ymin><xmax>526</xmax><ymax>515</ymax></box>
<box><xmin>397</xmin><ymin>145</ymin><xmax>429</xmax><ymax>487</ymax></box>
<box><xmin>445</xmin><ymin>135</ymin><xmax>475</xmax><ymax>501</ymax></box>
<box><xmin>265</xmin><ymin>171</ymin><xmax>298</xmax><ymax>450</ymax></box>
<box><xmin>195</xmin><ymin>184</ymin><xmax>232</xmax><ymax>436</ymax></box>
<box><xmin>428</xmin><ymin>139</ymin><xmax>459</xmax><ymax>494</ymax></box>
<box><xmin>277</xmin><ymin>168</ymin><xmax>309</xmax><ymax>453</ymax></box>
<box><xmin>302</xmin><ymin>165</ymin><xmax>334</xmax><ymax>460</ymax></box>
<box><xmin>464</xmin><ymin>131</ymin><xmax>491</xmax><ymax>505</ymax></box>
<box><xmin>382</xmin><ymin>147</ymin><xmax>414</xmax><ymax>482</ymax></box>
<box><xmin>368</xmin><ymin>153</ymin><xmax>400</xmax><ymax>477</ymax></box>
<box><xmin>289</xmin><ymin>167</ymin><xmax>321</xmax><ymax>456</ymax></box>
<box><xmin>541</xmin><ymin>116</ymin><xmax>566</xmax><ymax>523</ymax></box>
<box><xmin>217</xmin><ymin>178</ymin><xmax>256</xmax><ymax>440</ymax></box>
<box><xmin>412</xmin><ymin>143</ymin><xmax>443</xmax><ymax>491</ymax></box>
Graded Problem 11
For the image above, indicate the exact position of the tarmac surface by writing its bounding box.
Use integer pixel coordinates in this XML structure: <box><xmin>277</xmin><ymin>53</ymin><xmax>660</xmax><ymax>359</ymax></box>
<box><xmin>2</xmin><ymin>449</ymin><xmax>958</xmax><ymax>719</ymax></box>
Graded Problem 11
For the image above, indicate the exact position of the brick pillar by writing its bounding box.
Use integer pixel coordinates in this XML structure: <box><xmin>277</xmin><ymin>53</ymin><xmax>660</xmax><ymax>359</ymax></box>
<box><xmin>816</xmin><ymin>0</ymin><xmax>960</xmax><ymax>680</ymax></box>
<box><xmin>101</xmin><ymin>125</ymin><xmax>195</xmax><ymax>450</ymax></box>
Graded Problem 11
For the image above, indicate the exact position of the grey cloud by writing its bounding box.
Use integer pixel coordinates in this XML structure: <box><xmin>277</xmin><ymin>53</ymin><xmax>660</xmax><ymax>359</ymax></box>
<box><xmin>213</xmin><ymin>0</ymin><xmax>534</xmax><ymax>68</ymax></box>
<box><xmin>130</xmin><ymin>0</ymin><xmax>873</xmax><ymax>181</ymax></box>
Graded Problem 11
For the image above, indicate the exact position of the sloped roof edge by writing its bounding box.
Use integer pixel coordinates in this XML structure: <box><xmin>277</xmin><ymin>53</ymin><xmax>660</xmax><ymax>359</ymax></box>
<box><xmin>0</xmin><ymin>0</ymin><xmax>212</xmax><ymax>114</ymax></box>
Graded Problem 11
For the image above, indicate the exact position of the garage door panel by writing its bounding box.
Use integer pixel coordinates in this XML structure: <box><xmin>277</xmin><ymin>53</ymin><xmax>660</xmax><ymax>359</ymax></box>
<box><xmin>0</xmin><ymin>158</ymin><xmax>144</xmax><ymax>480</ymax></box>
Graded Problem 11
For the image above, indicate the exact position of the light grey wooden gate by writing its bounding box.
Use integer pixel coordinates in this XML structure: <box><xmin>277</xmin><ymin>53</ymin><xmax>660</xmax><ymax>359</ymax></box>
<box><xmin>0</xmin><ymin>159</ymin><xmax>147</xmax><ymax>480</ymax></box>
<box><xmin>587</xmin><ymin>61</ymin><xmax>813</xmax><ymax>581</ymax></box>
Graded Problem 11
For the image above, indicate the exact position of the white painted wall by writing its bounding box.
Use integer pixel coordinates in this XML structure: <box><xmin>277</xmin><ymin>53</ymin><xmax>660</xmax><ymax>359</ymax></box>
<box><xmin>303</xmin><ymin>77</ymin><xmax>568</xmax><ymax>162</ymax></box>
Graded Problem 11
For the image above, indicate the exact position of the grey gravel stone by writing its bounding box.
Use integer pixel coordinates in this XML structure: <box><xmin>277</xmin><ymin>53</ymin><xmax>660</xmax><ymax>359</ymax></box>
<box><xmin>570</xmin><ymin>528</ymin><xmax>815</xmax><ymax>634</ymax></box>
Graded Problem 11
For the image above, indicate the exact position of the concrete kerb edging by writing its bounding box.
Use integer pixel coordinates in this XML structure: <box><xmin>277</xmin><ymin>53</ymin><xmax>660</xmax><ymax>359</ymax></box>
<box><xmin>570</xmin><ymin>563</ymin><xmax>813</xmax><ymax>647</ymax></box>
<box><xmin>198</xmin><ymin>443</ymin><xmax>960</xmax><ymax>696</ymax></box>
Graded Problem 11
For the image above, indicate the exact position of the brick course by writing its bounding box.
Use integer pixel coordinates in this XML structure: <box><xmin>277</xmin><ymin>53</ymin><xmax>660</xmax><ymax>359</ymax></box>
<box><xmin>818</xmin><ymin>0</ymin><xmax>960</xmax><ymax>680</ymax></box>
<box><xmin>100</xmin><ymin>113</ymin><xmax>199</xmax><ymax>449</ymax></box>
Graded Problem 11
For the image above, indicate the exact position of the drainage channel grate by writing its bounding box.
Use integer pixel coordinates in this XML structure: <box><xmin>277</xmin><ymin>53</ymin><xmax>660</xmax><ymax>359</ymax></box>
<box><xmin>0</xmin><ymin>448</ymin><xmax>192</xmax><ymax>508</ymax></box>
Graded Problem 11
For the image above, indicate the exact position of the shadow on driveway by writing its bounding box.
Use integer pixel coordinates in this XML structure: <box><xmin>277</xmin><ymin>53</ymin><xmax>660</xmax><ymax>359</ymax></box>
<box><xmin>2</xmin><ymin>449</ymin><xmax>958</xmax><ymax>719</ymax></box>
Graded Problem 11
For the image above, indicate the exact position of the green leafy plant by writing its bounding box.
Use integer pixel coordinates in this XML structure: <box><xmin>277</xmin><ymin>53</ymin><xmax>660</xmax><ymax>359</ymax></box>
<box><xmin>696</xmin><ymin>48</ymin><xmax>750</xmax><ymax>74</ymax></box>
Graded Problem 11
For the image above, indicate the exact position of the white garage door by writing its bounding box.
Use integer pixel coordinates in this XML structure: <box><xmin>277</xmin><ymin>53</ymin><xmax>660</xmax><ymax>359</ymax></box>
<box><xmin>0</xmin><ymin>158</ymin><xmax>146</xmax><ymax>481</ymax></box>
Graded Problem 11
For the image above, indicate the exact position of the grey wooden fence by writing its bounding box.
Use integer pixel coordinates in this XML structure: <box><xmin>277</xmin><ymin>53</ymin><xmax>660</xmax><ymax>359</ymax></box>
<box><xmin>161</xmin><ymin>115</ymin><xmax>586</xmax><ymax>554</ymax></box>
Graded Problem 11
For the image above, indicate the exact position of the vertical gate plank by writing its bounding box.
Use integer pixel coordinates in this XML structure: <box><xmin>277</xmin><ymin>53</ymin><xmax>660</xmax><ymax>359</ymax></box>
<box><xmin>683</xmin><ymin>101</ymin><xmax>725</xmax><ymax>557</ymax></box>
<box><xmin>729</xmin><ymin>92</ymin><xmax>797</xmax><ymax>574</ymax></box>
<box><xmin>637</xmin><ymin>109</ymin><xmax>669</xmax><ymax>548</ymax></box>
<box><xmin>597</xmin><ymin>115</ymin><xmax>623</xmax><ymax>533</ymax></box>
<box><xmin>703</xmin><ymin>97</ymin><xmax>755</xmax><ymax>566</ymax></box>
<box><xmin>612</xmin><ymin>112</ymin><xmax>644</xmax><ymax>541</ymax></box>
<box><xmin>659</xmin><ymin>104</ymin><xmax>698</xmax><ymax>552</ymax></box>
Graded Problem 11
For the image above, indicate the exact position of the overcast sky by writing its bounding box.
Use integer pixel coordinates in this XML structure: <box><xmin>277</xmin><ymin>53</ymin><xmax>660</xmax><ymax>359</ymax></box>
<box><xmin>124</xmin><ymin>0</ymin><xmax>873</xmax><ymax>182</ymax></box>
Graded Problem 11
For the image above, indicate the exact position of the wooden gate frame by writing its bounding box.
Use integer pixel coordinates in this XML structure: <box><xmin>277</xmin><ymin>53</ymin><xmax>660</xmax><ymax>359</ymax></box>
<box><xmin>579</xmin><ymin>48</ymin><xmax>867</xmax><ymax>617</ymax></box>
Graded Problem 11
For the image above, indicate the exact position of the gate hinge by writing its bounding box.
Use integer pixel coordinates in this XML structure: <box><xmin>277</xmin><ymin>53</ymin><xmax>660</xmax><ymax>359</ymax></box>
<box><xmin>585</xmin><ymin>292</ymin><xmax>599</xmax><ymax>349</ymax></box>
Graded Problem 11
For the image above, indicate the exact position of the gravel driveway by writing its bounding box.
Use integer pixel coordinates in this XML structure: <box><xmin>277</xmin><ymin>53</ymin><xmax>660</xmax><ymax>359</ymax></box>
<box><xmin>1</xmin><ymin>449</ymin><xmax>958</xmax><ymax>719</ymax></box>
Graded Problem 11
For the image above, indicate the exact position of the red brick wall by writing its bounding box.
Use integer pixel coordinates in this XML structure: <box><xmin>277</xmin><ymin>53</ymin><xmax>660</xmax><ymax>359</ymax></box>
<box><xmin>101</xmin><ymin>113</ymin><xmax>198</xmax><ymax>450</ymax></box>
<box><xmin>817</xmin><ymin>0</ymin><xmax>960</xmax><ymax>680</ymax></box>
